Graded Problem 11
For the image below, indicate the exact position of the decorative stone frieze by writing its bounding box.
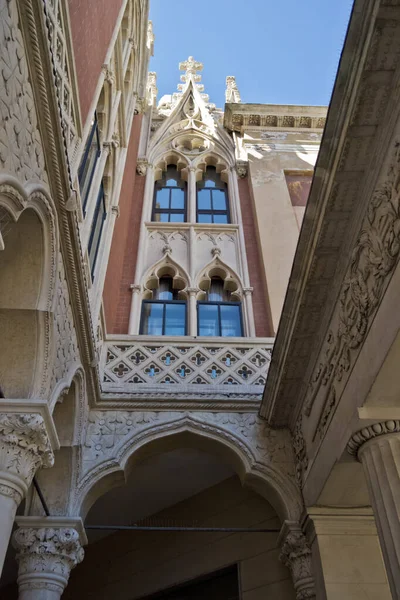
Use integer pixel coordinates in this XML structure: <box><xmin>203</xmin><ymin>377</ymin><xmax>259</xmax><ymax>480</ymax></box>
<box><xmin>13</xmin><ymin>518</ymin><xmax>86</xmax><ymax>598</ymax></box>
<box><xmin>279</xmin><ymin>522</ymin><xmax>316</xmax><ymax>600</ymax></box>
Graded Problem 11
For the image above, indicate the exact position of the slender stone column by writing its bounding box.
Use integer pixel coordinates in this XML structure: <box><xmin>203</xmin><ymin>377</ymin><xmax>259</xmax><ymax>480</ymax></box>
<box><xmin>278</xmin><ymin>521</ymin><xmax>316</xmax><ymax>600</ymax></box>
<box><xmin>347</xmin><ymin>420</ymin><xmax>400</xmax><ymax>599</ymax></box>
<box><xmin>187</xmin><ymin>287</ymin><xmax>198</xmax><ymax>336</ymax></box>
<box><xmin>0</xmin><ymin>413</ymin><xmax>55</xmax><ymax>575</ymax></box>
<box><xmin>13</xmin><ymin>517</ymin><xmax>86</xmax><ymax>600</ymax></box>
<box><xmin>187</xmin><ymin>167</ymin><xmax>197</xmax><ymax>222</ymax></box>
<box><xmin>243</xmin><ymin>287</ymin><xmax>255</xmax><ymax>337</ymax></box>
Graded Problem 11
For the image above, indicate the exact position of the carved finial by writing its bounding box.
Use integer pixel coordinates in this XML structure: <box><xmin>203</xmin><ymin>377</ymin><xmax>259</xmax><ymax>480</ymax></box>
<box><xmin>147</xmin><ymin>72</ymin><xmax>158</xmax><ymax>108</ymax></box>
<box><xmin>225</xmin><ymin>76</ymin><xmax>241</xmax><ymax>103</ymax></box>
<box><xmin>147</xmin><ymin>21</ymin><xmax>155</xmax><ymax>55</ymax></box>
<box><xmin>179</xmin><ymin>56</ymin><xmax>203</xmax><ymax>83</ymax></box>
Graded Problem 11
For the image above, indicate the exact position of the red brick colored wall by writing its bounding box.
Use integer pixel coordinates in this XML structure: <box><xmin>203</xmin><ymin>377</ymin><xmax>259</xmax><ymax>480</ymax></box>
<box><xmin>285</xmin><ymin>174</ymin><xmax>312</xmax><ymax>206</ymax></box>
<box><xmin>68</xmin><ymin>0</ymin><xmax>123</xmax><ymax>126</ymax></box>
<box><xmin>238</xmin><ymin>177</ymin><xmax>274</xmax><ymax>337</ymax></box>
<box><xmin>103</xmin><ymin>115</ymin><xmax>144</xmax><ymax>333</ymax></box>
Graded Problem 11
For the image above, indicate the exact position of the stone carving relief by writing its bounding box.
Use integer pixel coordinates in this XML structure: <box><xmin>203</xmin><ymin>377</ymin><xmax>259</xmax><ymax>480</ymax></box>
<box><xmin>145</xmin><ymin>230</ymin><xmax>189</xmax><ymax>274</ymax></box>
<box><xmin>51</xmin><ymin>254</ymin><xmax>80</xmax><ymax>394</ymax></box>
<box><xmin>305</xmin><ymin>140</ymin><xmax>400</xmax><ymax>439</ymax></box>
<box><xmin>0</xmin><ymin>0</ymin><xmax>48</xmax><ymax>184</ymax></box>
<box><xmin>81</xmin><ymin>410</ymin><xmax>295</xmax><ymax>480</ymax></box>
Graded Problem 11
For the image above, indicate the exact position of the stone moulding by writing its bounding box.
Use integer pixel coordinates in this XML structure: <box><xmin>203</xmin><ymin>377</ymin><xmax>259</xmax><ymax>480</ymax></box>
<box><xmin>75</xmin><ymin>411</ymin><xmax>302</xmax><ymax>522</ymax></box>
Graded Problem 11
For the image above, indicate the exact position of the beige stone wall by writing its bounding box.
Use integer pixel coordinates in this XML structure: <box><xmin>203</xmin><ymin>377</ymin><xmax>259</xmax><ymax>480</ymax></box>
<box><xmin>64</xmin><ymin>477</ymin><xmax>295</xmax><ymax>600</ymax></box>
<box><xmin>244</xmin><ymin>132</ymin><xmax>320</xmax><ymax>332</ymax></box>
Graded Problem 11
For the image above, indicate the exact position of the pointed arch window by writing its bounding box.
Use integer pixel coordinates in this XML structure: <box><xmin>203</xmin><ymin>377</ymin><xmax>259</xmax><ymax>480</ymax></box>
<box><xmin>140</xmin><ymin>277</ymin><xmax>187</xmax><ymax>336</ymax></box>
<box><xmin>152</xmin><ymin>166</ymin><xmax>187</xmax><ymax>223</ymax></box>
<box><xmin>197</xmin><ymin>167</ymin><xmax>230</xmax><ymax>224</ymax></box>
<box><xmin>197</xmin><ymin>277</ymin><xmax>242</xmax><ymax>337</ymax></box>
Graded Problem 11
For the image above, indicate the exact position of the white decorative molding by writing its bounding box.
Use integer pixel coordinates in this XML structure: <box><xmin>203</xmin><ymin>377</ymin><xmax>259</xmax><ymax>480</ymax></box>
<box><xmin>347</xmin><ymin>420</ymin><xmax>400</xmax><ymax>457</ymax></box>
<box><xmin>101</xmin><ymin>339</ymin><xmax>272</xmax><ymax>396</ymax></box>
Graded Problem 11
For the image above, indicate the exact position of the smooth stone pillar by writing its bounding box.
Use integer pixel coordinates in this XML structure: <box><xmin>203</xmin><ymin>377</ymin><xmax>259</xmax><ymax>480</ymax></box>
<box><xmin>348</xmin><ymin>420</ymin><xmax>400</xmax><ymax>599</ymax></box>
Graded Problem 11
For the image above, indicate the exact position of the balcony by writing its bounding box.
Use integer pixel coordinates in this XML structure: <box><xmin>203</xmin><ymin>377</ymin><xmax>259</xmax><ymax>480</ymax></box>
<box><xmin>100</xmin><ymin>336</ymin><xmax>273</xmax><ymax>407</ymax></box>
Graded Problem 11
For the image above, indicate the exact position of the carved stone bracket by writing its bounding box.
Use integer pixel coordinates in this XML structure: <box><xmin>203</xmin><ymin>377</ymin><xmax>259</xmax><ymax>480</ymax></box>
<box><xmin>0</xmin><ymin>412</ymin><xmax>55</xmax><ymax>503</ymax></box>
<box><xmin>279</xmin><ymin>521</ymin><xmax>316</xmax><ymax>600</ymax></box>
<box><xmin>235</xmin><ymin>160</ymin><xmax>248</xmax><ymax>178</ymax></box>
<box><xmin>13</xmin><ymin>517</ymin><xmax>86</xmax><ymax>597</ymax></box>
<box><xmin>136</xmin><ymin>158</ymin><xmax>149</xmax><ymax>176</ymax></box>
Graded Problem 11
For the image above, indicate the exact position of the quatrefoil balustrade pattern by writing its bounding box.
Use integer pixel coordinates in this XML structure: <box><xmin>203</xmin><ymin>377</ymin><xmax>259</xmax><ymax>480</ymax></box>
<box><xmin>101</xmin><ymin>338</ymin><xmax>272</xmax><ymax>398</ymax></box>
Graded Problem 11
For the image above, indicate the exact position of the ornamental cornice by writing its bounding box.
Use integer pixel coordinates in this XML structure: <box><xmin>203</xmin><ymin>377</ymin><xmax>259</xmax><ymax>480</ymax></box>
<box><xmin>224</xmin><ymin>103</ymin><xmax>327</xmax><ymax>134</ymax></box>
<box><xmin>347</xmin><ymin>420</ymin><xmax>400</xmax><ymax>457</ymax></box>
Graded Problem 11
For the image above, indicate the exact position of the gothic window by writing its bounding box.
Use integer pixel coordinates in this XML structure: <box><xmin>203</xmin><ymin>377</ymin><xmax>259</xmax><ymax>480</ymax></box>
<box><xmin>140</xmin><ymin>277</ymin><xmax>187</xmax><ymax>335</ymax></box>
<box><xmin>152</xmin><ymin>166</ymin><xmax>187</xmax><ymax>223</ymax></box>
<box><xmin>197</xmin><ymin>277</ymin><xmax>242</xmax><ymax>337</ymax></box>
<box><xmin>196</xmin><ymin>166</ymin><xmax>230</xmax><ymax>224</ymax></box>
<box><xmin>78</xmin><ymin>113</ymin><xmax>101</xmax><ymax>213</ymax></box>
<box><xmin>88</xmin><ymin>182</ymin><xmax>107</xmax><ymax>279</ymax></box>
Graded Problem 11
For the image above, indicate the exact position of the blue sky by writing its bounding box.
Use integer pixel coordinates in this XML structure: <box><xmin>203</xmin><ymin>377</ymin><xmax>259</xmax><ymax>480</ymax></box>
<box><xmin>149</xmin><ymin>0</ymin><xmax>354</xmax><ymax>108</ymax></box>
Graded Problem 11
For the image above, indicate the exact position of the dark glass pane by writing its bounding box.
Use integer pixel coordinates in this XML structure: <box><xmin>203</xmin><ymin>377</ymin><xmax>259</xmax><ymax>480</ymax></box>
<box><xmin>198</xmin><ymin>304</ymin><xmax>220</xmax><ymax>336</ymax></box>
<box><xmin>220</xmin><ymin>305</ymin><xmax>242</xmax><ymax>337</ymax></box>
<box><xmin>165</xmin><ymin>303</ymin><xmax>186</xmax><ymax>336</ymax></box>
<box><xmin>169</xmin><ymin>213</ymin><xmax>185</xmax><ymax>222</ymax></box>
<box><xmin>88</xmin><ymin>187</ymin><xmax>106</xmax><ymax>275</ymax></box>
<box><xmin>155</xmin><ymin>277</ymin><xmax>173</xmax><ymax>301</ymax></box>
<box><xmin>208</xmin><ymin>278</ymin><xmax>225</xmax><ymax>302</ymax></box>
<box><xmin>171</xmin><ymin>188</ymin><xmax>185</xmax><ymax>209</ymax></box>
<box><xmin>155</xmin><ymin>188</ymin><xmax>170</xmax><ymax>209</ymax></box>
<box><xmin>198</xmin><ymin>213</ymin><xmax>212</xmax><ymax>223</ymax></box>
<box><xmin>79</xmin><ymin>119</ymin><xmax>100</xmax><ymax>209</ymax></box>
<box><xmin>141</xmin><ymin>303</ymin><xmax>163</xmax><ymax>335</ymax></box>
<box><xmin>213</xmin><ymin>214</ymin><xmax>228</xmax><ymax>224</ymax></box>
<box><xmin>197</xmin><ymin>189</ymin><xmax>211</xmax><ymax>210</ymax></box>
<box><xmin>212</xmin><ymin>189</ymin><xmax>227</xmax><ymax>210</ymax></box>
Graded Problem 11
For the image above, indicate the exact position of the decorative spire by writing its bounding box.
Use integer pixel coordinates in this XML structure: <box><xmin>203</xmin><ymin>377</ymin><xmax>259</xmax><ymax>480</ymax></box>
<box><xmin>147</xmin><ymin>71</ymin><xmax>158</xmax><ymax>108</ymax></box>
<box><xmin>147</xmin><ymin>21</ymin><xmax>155</xmax><ymax>55</ymax></box>
<box><xmin>225</xmin><ymin>76</ymin><xmax>241</xmax><ymax>103</ymax></box>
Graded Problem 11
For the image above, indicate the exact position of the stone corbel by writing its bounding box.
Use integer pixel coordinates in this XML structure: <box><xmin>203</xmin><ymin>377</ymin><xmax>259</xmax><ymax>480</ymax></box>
<box><xmin>136</xmin><ymin>158</ymin><xmax>149</xmax><ymax>176</ymax></box>
<box><xmin>235</xmin><ymin>160</ymin><xmax>248</xmax><ymax>178</ymax></box>
<box><xmin>279</xmin><ymin>521</ymin><xmax>316</xmax><ymax>600</ymax></box>
<box><xmin>13</xmin><ymin>517</ymin><xmax>86</xmax><ymax>598</ymax></box>
<box><xmin>101</xmin><ymin>64</ymin><xmax>115</xmax><ymax>85</ymax></box>
<box><xmin>211</xmin><ymin>246</ymin><xmax>221</xmax><ymax>257</ymax></box>
<box><xmin>111</xmin><ymin>205</ymin><xmax>120</xmax><ymax>218</ymax></box>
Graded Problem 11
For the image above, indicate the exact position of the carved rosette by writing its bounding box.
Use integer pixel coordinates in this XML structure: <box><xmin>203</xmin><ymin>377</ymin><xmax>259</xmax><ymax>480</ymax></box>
<box><xmin>13</xmin><ymin>526</ymin><xmax>84</xmax><ymax>594</ymax></box>
<box><xmin>347</xmin><ymin>420</ymin><xmax>400</xmax><ymax>457</ymax></box>
<box><xmin>280</xmin><ymin>527</ymin><xmax>316</xmax><ymax>600</ymax></box>
<box><xmin>0</xmin><ymin>414</ymin><xmax>54</xmax><ymax>503</ymax></box>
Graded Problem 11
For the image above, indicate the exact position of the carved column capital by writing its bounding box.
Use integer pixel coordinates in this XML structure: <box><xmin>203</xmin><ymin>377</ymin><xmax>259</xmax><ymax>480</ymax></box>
<box><xmin>13</xmin><ymin>518</ymin><xmax>86</xmax><ymax>597</ymax></box>
<box><xmin>347</xmin><ymin>420</ymin><xmax>400</xmax><ymax>458</ymax></box>
<box><xmin>243</xmin><ymin>286</ymin><xmax>254</xmax><ymax>296</ymax></box>
<box><xmin>279</xmin><ymin>522</ymin><xmax>316</xmax><ymax>600</ymax></box>
<box><xmin>0</xmin><ymin>413</ymin><xmax>55</xmax><ymax>502</ymax></box>
<box><xmin>187</xmin><ymin>287</ymin><xmax>199</xmax><ymax>297</ymax></box>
